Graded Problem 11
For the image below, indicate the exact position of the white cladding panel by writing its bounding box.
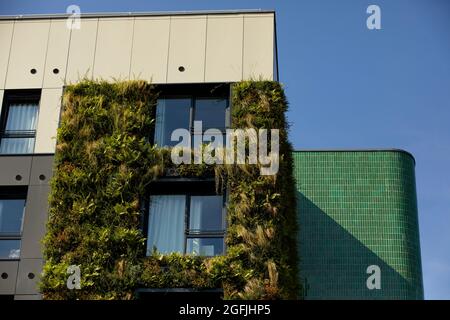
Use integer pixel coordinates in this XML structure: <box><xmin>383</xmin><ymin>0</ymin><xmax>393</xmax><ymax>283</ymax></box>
<box><xmin>65</xmin><ymin>19</ymin><xmax>98</xmax><ymax>83</ymax></box>
<box><xmin>34</xmin><ymin>88</ymin><xmax>62</xmax><ymax>153</ymax></box>
<box><xmin>0</xmin><ymin>22</ymin><xmax>14</xmax><ymax>89</ymax></box>
<box><xmin>130</xmin><ymin>17</ymin><xmax>170</xmax><ymax>83</ymax></box>
<box><xmin>93</xmin><ymin>18</ymin><xmax>134</xmax><ymax>80</ymax></box>
<box><xmin>205</xmin><ymin>15</ymin><xmax>244</xmax><ymax>82</ymax></box>
<box><xmin>243</xmin><ymin>14</ymin><xmax>274</xmax><ymax>80</ymax></box>
<box><xmin>5</xmin><ymin>20</ymin><xmax>50</xmax><ymax>89</ymax></box>
<box><xmin>167</xmin><ymin>16</ymin><xmax>207</xmax><ymax>83</ymax></box>
<box><xmin>43</xmin><ymin>20</ymin><xmax>71</xmax><ymax>88</ymax></box>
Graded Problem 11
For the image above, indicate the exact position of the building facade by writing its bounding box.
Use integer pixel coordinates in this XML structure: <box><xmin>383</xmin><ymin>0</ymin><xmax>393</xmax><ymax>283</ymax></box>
<box><xmin>293</xmin><ymin>150</ymin><xmax>424</xmax><ymax>299</ymax></box>
<box><xmin>0</xmin><ymin>10</ymin><xmax>278</xmax><ymax>300</ymax></box>
<box><xmin>0</xmin><ymin>10</ymin><xmax>423</xmax><ymax>300</ymax></box>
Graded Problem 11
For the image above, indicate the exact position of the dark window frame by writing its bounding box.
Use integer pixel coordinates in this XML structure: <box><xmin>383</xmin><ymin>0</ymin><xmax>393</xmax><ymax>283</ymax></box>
<box><xmin>143</xmin><ymin>179</ymin><xmax>227</xmax><ymax>257</ymax></box>
<box><xmin>0</xmin><ymin>89</ymin><xmax>41</xmax><ymax>154</ymax></box>
<box><xmin>153</xmin><ymin>84</ymin><xmax>231</xmax><ymax>147</ymax></box>
<box><xmin>0</xmin><ymin>186</ymin><xmax>27</xmax><ymax>261</ymax></box>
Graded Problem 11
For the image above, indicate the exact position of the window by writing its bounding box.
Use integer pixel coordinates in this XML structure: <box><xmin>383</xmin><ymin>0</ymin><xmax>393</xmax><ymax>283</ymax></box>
<box><xmin>146</xmin><ymin>183</ymin><xmax>225</xmax><ymax>256</ymax></box>
<box><xmin>0</xmin><ymin>187</ymin><xmax>26</xmax><ymax>260</ymax></box>
<box><xmin>193</xmin><ymin>98</ymin><xmax>228</xmax><ymax>145</ymax></box>
<box><xmin>154</xmin><ymin>99</ymin><xmax>191</xmax><ymax>147</ymax></box>
<box><xmin>153</xmin><ymin>84</ymin><xmax>229</xmax><ymax>147</ymax></box>
<box><xmin>194</xmin><ymin>98</ymin><xmax>228</xmax><ymax>131</ymax></box>
<box><xmin>0</xmin><ymin>90</ymin><xmax>40</xmax><ymax>154</ymax></box>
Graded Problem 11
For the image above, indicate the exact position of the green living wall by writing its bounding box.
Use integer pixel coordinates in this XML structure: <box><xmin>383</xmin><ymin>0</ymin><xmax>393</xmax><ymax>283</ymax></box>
<box><xmin>40</xmin><ymin>80</ymin><xmax>300</xmax><ymax>299</ymax></box>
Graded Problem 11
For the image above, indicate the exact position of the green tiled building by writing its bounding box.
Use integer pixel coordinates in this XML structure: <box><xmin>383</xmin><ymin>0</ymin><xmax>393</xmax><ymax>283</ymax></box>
<box><xmin>293</xmin><ymin>150</ymin><xmax>424</xmax><ymax>299</ymax></box>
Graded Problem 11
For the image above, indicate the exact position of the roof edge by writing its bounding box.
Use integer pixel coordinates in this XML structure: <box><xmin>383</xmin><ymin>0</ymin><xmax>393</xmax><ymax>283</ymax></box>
<box><xmin>292</xmin><ymin>148</ymin><xmax>416</xmax><ymax>165</ymax></box>
<box><xmin>0</xmin><ymin>9</ymin><xmax>275</xmax><ymax>21</ymax></box>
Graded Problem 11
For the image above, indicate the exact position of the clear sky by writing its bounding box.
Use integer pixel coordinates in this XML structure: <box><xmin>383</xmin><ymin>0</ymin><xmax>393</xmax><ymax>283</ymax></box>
<box><xmin>1</xmin><ymin>0</ymin><xmax>449</xmax><ymax>299</ymax></box>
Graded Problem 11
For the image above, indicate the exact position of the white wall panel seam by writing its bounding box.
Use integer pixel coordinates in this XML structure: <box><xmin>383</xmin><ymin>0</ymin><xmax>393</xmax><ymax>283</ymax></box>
<box><xmin>127</xmin><ymin>17</ymin><xmax>136</xmax><ymax>80</ymax></box>
<box><xmin>241</xmin><ymin>16</ymin><xmax>245</xmax><ymax>81</ymax></box>
<box><xmin>202</xmin><ymin>15</ymin><xmax>209</xmax><ymax>82</ymax></box>
<box><xmin>165</xmin><ymin>16</ymin><xmax>172</xmax><ymax>83</ymax></box>
<box><xmin>40</xmin><ymin>21</ymin><xmax>52</xmax><ymax>88</ymax></box>
<box><xmin>2</xmin><ymin>21</ymin><xmax>15</xmax><ymax>89</ymax></box>
<box><xmin>91</xmin><ymin>18</ymin><xmax>100</xmax><ymax>78</ymax></box>
<box><xmin>63</xmin><ymin>18</ymin><xmax>74</xmax><ymax>85</ymax></box>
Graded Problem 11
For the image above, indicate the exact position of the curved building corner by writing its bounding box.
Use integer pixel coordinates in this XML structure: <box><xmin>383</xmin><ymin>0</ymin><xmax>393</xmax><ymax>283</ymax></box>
<box><xmin>293</xmin><ymin>150</ymin><xmax>424</xmax><ymax>299</ymax></box>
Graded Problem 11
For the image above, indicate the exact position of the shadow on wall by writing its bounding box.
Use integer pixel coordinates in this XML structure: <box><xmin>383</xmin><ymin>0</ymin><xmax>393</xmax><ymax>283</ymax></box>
<box><xmin>297</xmin><ymin>192</ymin><xmax>422</xmax><ymax>300</ymax></box>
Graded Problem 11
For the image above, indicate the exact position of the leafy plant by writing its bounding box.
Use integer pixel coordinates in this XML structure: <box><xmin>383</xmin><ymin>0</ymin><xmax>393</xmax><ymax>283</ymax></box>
<box><xmin>40</xmin><ymin>79</ymin><xmax>300</xmax><ymax>300</ymax></box>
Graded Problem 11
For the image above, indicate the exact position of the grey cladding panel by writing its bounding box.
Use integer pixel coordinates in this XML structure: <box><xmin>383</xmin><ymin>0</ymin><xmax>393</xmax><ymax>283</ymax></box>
<box><xmin>0</xmin><ymin>157</ymin><xmax>32</xmax><ymax>186</ymax></box>
<box><xmin>30</xmin><ymin>155</ymin><xmax>54</xmax><ymax>186</ymax></box>
<box><xmin>0</xmin><ymin>261</ymin><xmax>19</xmax><ymax>294</ymax></box>
<box><xmin>15</xmin><ymin>258</ymin><xmax>43</xmax><ymax>295</ymax></box>
<box><xmin>20</xmin><ymin>185</ymin><xmax>50</xmax><ymax>259</ymax></box>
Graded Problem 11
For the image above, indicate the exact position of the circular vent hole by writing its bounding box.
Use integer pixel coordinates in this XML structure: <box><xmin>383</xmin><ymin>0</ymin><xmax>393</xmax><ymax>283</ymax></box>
<box><xmin>30</xmin><ymin>68</ymin><xmax>37</xmax><ymax>74</ymax></box>
<box><xmin>1</xmin><ymin>272</ymin><xmax>8</xmax><ymax>279</ymax></box>
<box><xmin>15</xmin><ymin>175</ymin><xmax>22</xmax><ymax>181</ymax></box>
<box><xmin>178</xmin><ymin>66</ymin><xmax>185</xmax><ymax>72</ymax></box>
<box><xmin>39</xmin><ymin>174</ymin><xmax>46</xmax><ymax>181</ymax></box>
<box><xmin>53</xmin><ymin>68</ymin><xmax>59</xmax><ymax>74</ymax></box>
<box><xmin>28</xmin><ymin>273</ymin><xmax>35</xmax><ymax>279</ymax></box>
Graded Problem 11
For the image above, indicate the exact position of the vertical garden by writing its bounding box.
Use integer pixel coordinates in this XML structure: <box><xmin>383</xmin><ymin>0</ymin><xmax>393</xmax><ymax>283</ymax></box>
<box><xmin>40</xmin><ymin>79</ymin><xmax>300</xmax><ymax>300</ymax></box>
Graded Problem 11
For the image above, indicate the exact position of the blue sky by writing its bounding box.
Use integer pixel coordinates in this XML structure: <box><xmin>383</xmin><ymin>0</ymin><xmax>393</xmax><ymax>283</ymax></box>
<box><xmin>1</xmin><ymin>0</ymin><xmax>449</xmax><ymax>299</ymax></box>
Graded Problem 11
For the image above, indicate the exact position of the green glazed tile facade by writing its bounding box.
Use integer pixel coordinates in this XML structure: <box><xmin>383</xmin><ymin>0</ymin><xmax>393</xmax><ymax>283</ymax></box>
<box><xmin>293</xmin><ymin>150</ymin><xmax>424</xmax><ymax>299</ymax></box>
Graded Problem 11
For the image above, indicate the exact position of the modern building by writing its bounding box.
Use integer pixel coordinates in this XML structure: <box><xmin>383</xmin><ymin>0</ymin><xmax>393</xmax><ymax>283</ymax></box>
<box><xmin>0</xmin><ymin>10</ymin><xmax>423</xmax><ymax>300</ymax></box>
<box><xmin>293</xmin><ymin>150</ymin><xmax>424</xmax><ymax>299</ymax></box>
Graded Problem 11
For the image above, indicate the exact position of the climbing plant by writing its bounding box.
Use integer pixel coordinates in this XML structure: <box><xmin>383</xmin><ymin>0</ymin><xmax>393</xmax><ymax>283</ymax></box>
<box><xmin>40</xmin><ymin>79</ymin><xmax>300</xmax><ymax>300</ymax></box>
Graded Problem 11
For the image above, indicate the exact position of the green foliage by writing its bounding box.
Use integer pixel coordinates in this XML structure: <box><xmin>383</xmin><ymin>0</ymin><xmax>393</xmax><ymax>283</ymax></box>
<box><xmin>41</xmin><ymin>79</ymin><xmax>300</xmax><ymax>300</ymax></box>
<box><xmin>219</xmin><ymin>81</ymin><xmax>300</xmax><ymax>299</ymax></box>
